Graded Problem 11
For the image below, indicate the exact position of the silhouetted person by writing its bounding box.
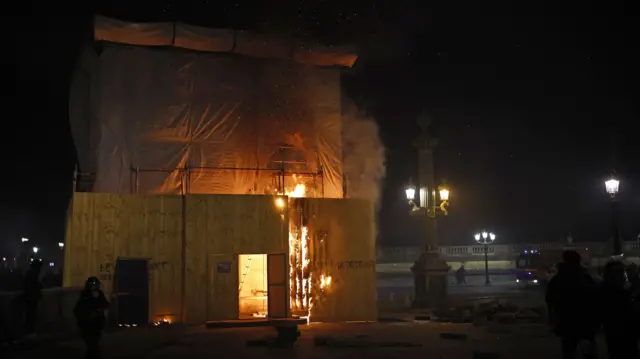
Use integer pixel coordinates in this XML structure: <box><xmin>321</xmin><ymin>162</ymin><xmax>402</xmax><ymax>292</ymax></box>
<box><xmin>74</xmin><ymin>277</ymin><xmax>109</xmax><ymax>359</ymax></box>
<box><xmin>23</xmin><ymin>259</ymin><xmax>43</xmax><ymax>338</ymax></box>
<box><xmin>545</xmin><ymin>250</ymin><xmax>599</xmax><ymax>359</ymax></box>
<box><xmin>627</xmin><ymin>263</ymin><xmax>640</xmax><ymax>294</ymax></box>
<box><xmin>627</xmin><ymin>263</ymin><xmax>640</xmax><ymax>341</ymax></box>
<box><xmin>455</xmin><ymin>265</ymin><xmax>466</xmax><ymax>284</ymax></box>
<box><xmin>601</xmin><ymin>261</ymin><xmax>640</xmax><ymax>359</ymax></box>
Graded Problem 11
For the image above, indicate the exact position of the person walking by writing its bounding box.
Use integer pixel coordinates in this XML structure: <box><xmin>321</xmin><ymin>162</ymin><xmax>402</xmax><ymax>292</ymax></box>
<box><xmin>545</xmin><ymin>250</ymin><xmax>600</xmax><ymax>359</ymax></box>
<box><xmin>455</xmin><ymin>265</ymin><xmax>466</xmax><ymax>284</ymax></box>
<box><xmin>73</xmin><ymin>277</ymin><xmax>110</xmax><ymax>359</ymax></box>
<box><xmin>23</xmin><ymin>259</ymin><xmax>43</xmax><ymax>338</ymax></box>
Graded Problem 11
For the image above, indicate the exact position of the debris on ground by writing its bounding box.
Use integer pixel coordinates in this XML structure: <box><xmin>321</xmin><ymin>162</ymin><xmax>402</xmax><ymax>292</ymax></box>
<box><xmin>471</xmin><ymin>300</ymin><xmax>545</xmax><ymax>326</ymax></box>
<box><xmin>313</xmin><ymin>335</ymin><xmax>422</xmax><ymax>348</ymax></box>
<box><xmin>246</xmin><ymin>324</ymin><xmax>300</xmax><ymax>348</ymax></box>
<box><xmin>439</xmin><ymin>332</ymin><xmax>468</xmax><ymax>340</ymax></box>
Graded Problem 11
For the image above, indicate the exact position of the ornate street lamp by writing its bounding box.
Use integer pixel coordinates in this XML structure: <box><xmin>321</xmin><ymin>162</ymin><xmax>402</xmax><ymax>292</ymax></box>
<box><xmin>403</xmin><ymin>114</ymin><xmax>452</xmax><ymax>309</ymax></box>
<box><xmin>404</xmin><ymin>184</ymin><xmax>450</xmax><ymax>217</ymax></box>
<box><xmin>605</xmin><ymin>177</ymin><xmax>621</xmax><ymax>255</ymax></box>
<box><xmin>404</xmin><ymin>182</ymin><xmax>452</xmax><ymax>308</ymax></box>
<box><xmin>475</xmin><ymin>231</ymin><xmax>496</xmax><ymax>284</ymax></box>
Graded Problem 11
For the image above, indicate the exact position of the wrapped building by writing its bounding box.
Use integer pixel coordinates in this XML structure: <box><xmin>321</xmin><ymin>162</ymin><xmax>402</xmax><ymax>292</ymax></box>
<box><xmin>65</xmin><ymin>17</ymin><xmax>376</xmax><ymax>325</ymax></box>
<box><xmin>71</xmin><ymin>16</ymin><xmax>358</xmax><ymax>198</ymax></box>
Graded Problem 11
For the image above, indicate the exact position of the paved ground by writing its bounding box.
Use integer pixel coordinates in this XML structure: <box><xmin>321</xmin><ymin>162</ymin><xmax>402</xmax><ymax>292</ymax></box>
<box><xmin>378</xmin><ymin>274</ymin><xmax>545</xmax><ymax>310</ymax></box>
<box><xmin>4</xmin><ymin>278</ymin><xmax>552</xmax><ymax>359</ymax></box>
<box><xmin>6</xmin><ymin>321</ymin><xmax>615</xmax><ymax>359</ymax></box>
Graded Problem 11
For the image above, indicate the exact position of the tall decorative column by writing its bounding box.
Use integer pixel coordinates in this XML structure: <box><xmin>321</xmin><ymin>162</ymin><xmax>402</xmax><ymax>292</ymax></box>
<box><xmin>410</xmin><ymin>116</ymin><xmax>450</xmax><ymax>309</ymax></box>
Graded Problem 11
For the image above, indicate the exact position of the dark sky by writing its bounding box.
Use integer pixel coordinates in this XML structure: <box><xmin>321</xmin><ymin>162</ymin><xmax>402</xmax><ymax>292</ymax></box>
<box><xmin>4</xmin><ymin>1</ymin><xmax>640</xmax><ymax>257</ymax></box>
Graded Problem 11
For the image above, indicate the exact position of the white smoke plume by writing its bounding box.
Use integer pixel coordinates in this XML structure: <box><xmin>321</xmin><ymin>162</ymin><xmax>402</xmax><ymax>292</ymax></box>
<box><xmin>342</xmin><ymin>105</ymin><xmax>386</xmax><ymax>210</ymax></box>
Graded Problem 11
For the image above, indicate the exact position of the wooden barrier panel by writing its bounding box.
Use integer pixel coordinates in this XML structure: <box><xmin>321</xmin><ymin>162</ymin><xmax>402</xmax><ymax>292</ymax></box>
<box><xmin>184</xmin><ymin>194</ymin><xmax>288</xmax><ymax>323</ymax></box>
<box><xmin>65</xmin><ymin>193</ymin><xmax>374</xmax><ymax>324</ymax></box>
<box><xmin>63</xmin><ymin>193</ymin><xmax>183</xmax><ymax>323</ymax></box>
<box><xmin>302</xmin><ymin>198</ymin><xmax>377</xmax><ymax>322</ymax></box>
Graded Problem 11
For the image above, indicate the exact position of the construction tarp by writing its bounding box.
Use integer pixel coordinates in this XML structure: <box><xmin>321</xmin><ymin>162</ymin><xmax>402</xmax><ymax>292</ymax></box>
<box><xmin>93</xmin><ymin>16</ymin><xmax>358</xmax><ymax>68</ymax></box>
<box><xmin>70</xmin><ymin>17</ymin><xmax>353</xmax><ymax>198</ymax></box>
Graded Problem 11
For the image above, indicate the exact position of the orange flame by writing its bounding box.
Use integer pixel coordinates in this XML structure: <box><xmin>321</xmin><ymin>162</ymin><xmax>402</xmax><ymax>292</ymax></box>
<box><xmin>320</xmin><ymin>274</ymin><xmax>332</xmax><ymax>289</ymax></box>
<box><xmin>286</xmin><ymin>183</ymin><xmax>306</xmax><ymax>198</ymax></box>
<box><xmin>284</xmin><ymin>181</ymin><xmax>332</xmax><ymax>323</ymax></box>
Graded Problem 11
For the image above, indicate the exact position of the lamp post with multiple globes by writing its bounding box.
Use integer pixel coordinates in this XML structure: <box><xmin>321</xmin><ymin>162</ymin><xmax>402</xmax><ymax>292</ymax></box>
<box><xmin>474</xmin><ymin>231</ymin><xmax>496</xmax><ymax>285</ymax></box>
<box><xmin>403</xmin><ymin>114</ymin><xmax>452</xmax><ymax>309</ymax></box>
<box><xmin>404</xmin><ymin>183</ymin><xmax>451</xmax><ymax>308</ymax></box>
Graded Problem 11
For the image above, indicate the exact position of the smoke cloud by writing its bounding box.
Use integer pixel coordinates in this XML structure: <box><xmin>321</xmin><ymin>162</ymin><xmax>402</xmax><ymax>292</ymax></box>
<box><xmin>342</xmin><ymin>105</ymin><xmax>386</xmax><ymax>211</ymax></box>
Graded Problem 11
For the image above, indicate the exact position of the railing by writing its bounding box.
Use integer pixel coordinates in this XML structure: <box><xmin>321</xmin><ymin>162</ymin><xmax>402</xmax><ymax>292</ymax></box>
<box><xmin>377</xmin><ymin>242</ymin><xmax>640</xmax><ymax>263</ymax></box>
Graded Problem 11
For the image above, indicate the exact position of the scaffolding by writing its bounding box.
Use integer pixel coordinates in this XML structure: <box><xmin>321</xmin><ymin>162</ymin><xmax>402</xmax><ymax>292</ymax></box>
<box><xmin>74</xmin><ymin>164</ymin><xmax>326</xmax><ymax>197</ymax></box>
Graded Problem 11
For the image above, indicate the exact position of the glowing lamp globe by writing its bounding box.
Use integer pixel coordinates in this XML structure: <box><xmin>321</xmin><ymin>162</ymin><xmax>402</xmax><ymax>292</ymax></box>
<box><xmin>474</xmin><ymin>233</ymin><xmax>481</xmax><ymax>241</ymax></box>
<box><xmin>405</xmin><ymin>186</ymin><xmax>416</xmax><ymax>201</ymax></box>
<box><xmin>439</xmin><ymin>188</ymin><xmax>450</xmax><ymax>201</ymax></box>
<box><xmin>605</xmin><ymin>178</ymin><xmax>619</xmax><ymax>195</ymax></box>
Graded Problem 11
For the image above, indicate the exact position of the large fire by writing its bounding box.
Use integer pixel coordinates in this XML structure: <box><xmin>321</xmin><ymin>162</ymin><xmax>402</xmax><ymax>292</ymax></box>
<box><xmin>284</xmin><ymin>183</ymin><xmax>332</xmax><ymax>323</ymax></box>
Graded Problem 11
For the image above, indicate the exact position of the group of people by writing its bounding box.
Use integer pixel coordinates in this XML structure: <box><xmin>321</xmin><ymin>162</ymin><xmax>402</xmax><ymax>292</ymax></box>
<box><xmin>22</xmin><ymin>259</ymin><xmax>109</xmax><ymax>359</ymax></box>
<box><xmin>546</xmin><ymin>250</ymin><xmax>640</xmax><ymax>359</ymax></box>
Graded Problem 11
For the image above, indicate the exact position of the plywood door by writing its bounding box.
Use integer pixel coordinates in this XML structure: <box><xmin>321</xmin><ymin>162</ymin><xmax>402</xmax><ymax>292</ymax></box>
<box><xmin>207</xmin><ymin>254</ymin><xmax>238</xmax><ymax>321</ymax></box>
<box><xmin>114</xmin><ymin>258</ymin><xmax>150</xmax><ymax>325</ymax></box>
<box><xmin>267</xmin><ymin>253</ymin><xmax>288</xmax><ymax>318</ymax></box>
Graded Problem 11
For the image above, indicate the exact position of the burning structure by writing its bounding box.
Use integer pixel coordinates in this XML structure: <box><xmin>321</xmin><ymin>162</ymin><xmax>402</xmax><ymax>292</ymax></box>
<box><xmin>64</xmin><ymin>17</ymin><xmax>376</xmax><ymax>325</ymax></box>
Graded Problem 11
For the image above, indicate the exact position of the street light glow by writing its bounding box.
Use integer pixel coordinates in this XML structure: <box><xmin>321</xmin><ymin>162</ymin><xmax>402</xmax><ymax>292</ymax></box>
<box><xmin>58</xmin><ymin>242</ymin><xmax>64</xmax><ymax>248</ymax></box>
<box><xmin>32</xmin><ymin>247</ymin><xmax>39</xmax><ymax>254</ymax></box>
<box><xmin>605</xmin><ymin>178</ymin><xmax>620</xmax><ymax>195</ymax></box>
<box><xmin>439</xmin><ymin>188</ymin><xmax>450</xmax><ymax>201</ymax></box>
<box><xmin>405</xmin><ymin>186</ymin><xmax>416</xmax><ymax>200</ymax></box>
<box><xmin>475</xmin><ymin>231</ymin><xmax>496</xmax><ymax>244</ymax></box>
<box><xmin>21</xmin><ymin>237</ymin><xmax>29</xmax><ymax>243</ymax></box>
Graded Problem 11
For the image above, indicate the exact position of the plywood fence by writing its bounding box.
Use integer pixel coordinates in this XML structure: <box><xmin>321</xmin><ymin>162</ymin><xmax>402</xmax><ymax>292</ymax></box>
<box><xmin>292</xmin><ymin>198</ymin><xmax>377</xmax><ymax>322</ymax></box>
<box><xmin>64</xmin><ymin>193</ymin><xmax>183</xmax><ymax>323</ymax></box>
<box><xmin>184</xmin><ymin>194</ymin><xmax>288</xmax><ymax>323</ymax></box>
<box><xmin>64</xmin><ymin>193</ymin><xmax>375</xmax><ymax>324</ymax></box>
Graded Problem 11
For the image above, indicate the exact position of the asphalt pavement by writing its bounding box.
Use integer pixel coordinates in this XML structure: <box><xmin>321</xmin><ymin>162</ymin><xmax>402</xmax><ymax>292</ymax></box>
<box><xmin>377</xmin><ymin>273</ymin><xmax>545</xmax><ymax>310</ymax></box>
<box><xmin>4</xmin><ymin>273</ymin><xmax>551</xmax><ymax>359</ymax></box>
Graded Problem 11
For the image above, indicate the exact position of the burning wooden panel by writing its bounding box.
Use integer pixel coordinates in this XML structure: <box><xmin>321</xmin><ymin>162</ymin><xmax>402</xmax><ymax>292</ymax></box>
<box><xmin>64</xmin><ymin>191</ymin><xmax>374</xmax><ymax>325</ymax></box>
<box><xmin>287</xmin><ymin>197</ymin><xmax>376</xmax><ymax>323</ymax></box>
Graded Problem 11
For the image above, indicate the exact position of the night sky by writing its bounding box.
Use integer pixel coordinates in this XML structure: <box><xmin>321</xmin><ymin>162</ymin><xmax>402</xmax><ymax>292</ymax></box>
<box><xmin>4</xmin><ymin>2</ymin><xmax>639</xmax><ymax>258</ymax></box>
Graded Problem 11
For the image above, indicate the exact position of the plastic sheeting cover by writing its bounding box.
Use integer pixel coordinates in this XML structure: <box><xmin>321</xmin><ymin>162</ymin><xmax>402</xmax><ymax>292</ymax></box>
<box><xmin>93</xmin><ymin>16</ymin><xmax>358</xmax><ymax>68</ymax></box>
<box><xmin>72</xmin><ymin>45</ymin><xmax>343</xmax><ymax>198</ymax></box>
